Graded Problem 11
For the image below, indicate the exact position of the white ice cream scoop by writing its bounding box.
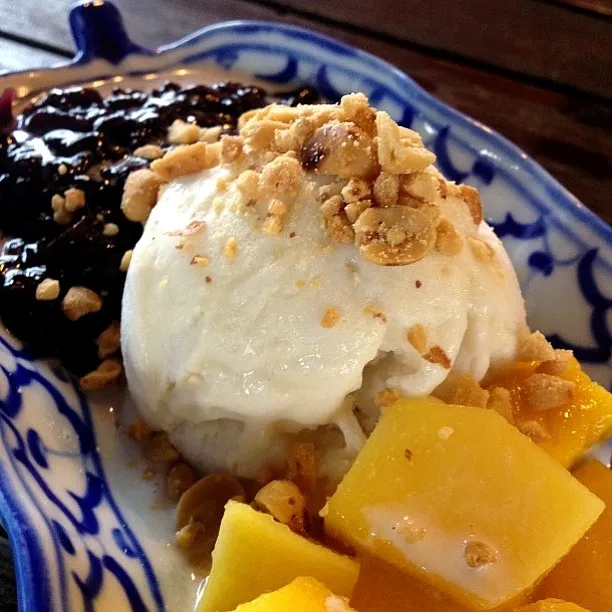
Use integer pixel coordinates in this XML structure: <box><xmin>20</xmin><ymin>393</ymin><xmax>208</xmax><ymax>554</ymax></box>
<box><xmin>121</xmin><ymin>97</ymin><xmax>526</xmax><ymax>478</ymax></box>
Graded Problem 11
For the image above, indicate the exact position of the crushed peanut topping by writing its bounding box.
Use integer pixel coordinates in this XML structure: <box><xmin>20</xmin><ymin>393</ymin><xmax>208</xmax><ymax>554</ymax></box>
<box><xmin>468</xmin><ymin>236</ymin><xmax>495</xmax><ymax>262</ymax></box>
<box><xmin>523</xmin><ymin>373</ymin><xmax>576</xmax><ymax>411</ymax></box>
<box><xmin>79</xmin><ymin>359</ymin><xmax>122</xmax><ymax>391</ymax></box>
<box><xmin>120</xmin><ymin>250</ymin><xmax>133</xmax><ymax>272</ymax></box>
<box><xmin>341</xmin><ymin>178</ymin><xmax>371</xmax><ymax>202</ymax></box>
<box><xmin>134</xmin><ymin>144</ymin><xmax>164</xmax><ymax>160</ymax></box>
<box><xmin>321</xmin><ymin>307</ymin><xmax>341</xmax><ymax>328</ymax></box>
<box><xmin>151</xmin><ymin>142</ymin><xmax>216</xmax><ymax>182</ymax></box>
<box><xmin>286</xmin><ymin>441</ymin><xmax>317</xmax><ymax>494</ymax></box>
<box><xmin>375</xmin><ymin>387</ymin><xmax>400</xmax><ymax>407</ymax></box>
<box><xmin>253</xmin><ymin>480</ymin><xmax>306</xmax><ymax>534</ymax></box>
<box><xmin>167</xmin><ymin>219</ymin><xmax>206</xmax><ymax>237</ymax></box>
<box><xmin>537</xmin><ymin>349</ymin><xmax>574</xmax><ymax>376</ymax></box>
<box><xmin>407</xmin><ymin>323</ymin><xmax>427</xmax><ymax>354</ymax></box>
<box><xmin>373</xmin><ymin>171</ymin><xmax>399</xmax><ymax>207</ymax></box>
<box><xmin>423</xmin><ymin>346</ymin><xmax>452</xmax><ymax>369</ymax></box>
<box><xmin>64</xmin><ymin>188</ymin><xmax>86</xmax><ymax>213</ymax></box>
<box><xmin>518</xmin><ymin>420</ymin><xmax>551</xmax><ymax>442</ymax></box>
<box><xmin>487</xmin><ymin>387</ymin><xmax>515</xmax><ymax>425</ymax></box>
<box><xmin>166</xmin><ymin>462</ymin><xmax>196</xmax><ymax>502</ymax></box>
<box><xmin>464</xmin><ymin>541</ymin><xmax>498</xmax><ymax>568</ymax></box>
<box><xmin>433</xmin><ymin>373</ymin><xmax>489</xmax><ymax>409</ymax></box>
<box><xmin>168</xmin><ymin>119</ymin><xmax>201</xmax><ymax>145</ymax></box>
<box><xmin>190</xmin><ymin>255</ymin><xmax>209</xmax><ymax>268</ymax></box>
<box><xmin>61</xmin><ymin>286</ymin><xmax>102</xmax><ymax>321</ymax></box>
<box><xmin>224</xmin><ymin>237</ymin><xmax>238</xmax><ymax>260</ymax></box>
<box><xmin>35</xmin><ymin>278</ymin><xmax>60</xmax><ymax>301</ymax></box>
<box><xmin>220</xmin><ymin>135</ymin><xmax>243</xmax><ymax>164</ymax></box>
<box><xmin>363</xmin><ymin>304</ymin><xmax>387</xmax><ymax>323</ymax></box>
<box><xmin>121</xmin><ymin>168</ymin><xmax>161</xmax><ymax>223</ymax></box>
<box><xmin>128</xmin><ymin>418</ymin><xmax>152</xmax><ymax>442</ymax></box>
<box><xmin>518</xmin><ymin>331</ymin><xmax>556</xmax><ymax>362</ymax></box>
<box><xmin>97</xmin><ymin>321</ymin><xmax>121</xmax><ymax>359</ymax></box>
<box><xmin>435</xmin><ymin>216</ymin><xmax>463</xmax><ymax>256</ymax></box>
<box><xmin>103</xmin><ymin>222</ymin><xmax>119</xmax><ymax>237</ymax></box>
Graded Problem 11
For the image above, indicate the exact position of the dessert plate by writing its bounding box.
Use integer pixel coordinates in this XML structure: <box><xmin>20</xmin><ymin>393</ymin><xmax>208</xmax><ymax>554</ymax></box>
<box><xmin>0</xmin><ymin>2</ymin><xmax>610</xmax><ymax>611</ymax></box>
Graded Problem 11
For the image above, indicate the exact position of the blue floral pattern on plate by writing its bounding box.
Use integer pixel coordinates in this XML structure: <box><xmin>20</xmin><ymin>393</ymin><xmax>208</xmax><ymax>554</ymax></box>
<box><xmin>0</xmin><ymin>2</ymin><xmax>610</xmax><ymax>611</ymax></box>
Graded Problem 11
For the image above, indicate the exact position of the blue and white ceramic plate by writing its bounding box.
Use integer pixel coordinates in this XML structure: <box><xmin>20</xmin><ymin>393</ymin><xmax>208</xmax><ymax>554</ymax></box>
<box><xmin>0</xmin><ymin>2</ymin><xmax>610</xmax><ymax>611</ymax></box>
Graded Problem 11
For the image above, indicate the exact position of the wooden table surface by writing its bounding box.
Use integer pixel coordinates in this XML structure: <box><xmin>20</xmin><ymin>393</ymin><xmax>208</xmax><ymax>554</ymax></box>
<box><xmin>0</xmin><ymin>0</ymin><xmax>610</xmax><ymax>609</ymax></box>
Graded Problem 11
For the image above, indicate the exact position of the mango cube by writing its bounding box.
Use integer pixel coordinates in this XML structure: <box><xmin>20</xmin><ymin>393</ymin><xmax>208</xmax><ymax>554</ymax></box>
<box><xmin>516</xmin><ymin>600</ymin><xmax>592</xmax><ymax>612</ymax></box>
<box><xmin>325</xmin><ymin>398</ymin><xmax>604</xmax><ymax>610</ymax></box>
<box><xmin>536</xmin><ymin>460</ymin><xmax>612</xmax><ymax>612</ymax></box>
<box><xmin>198</xmin><ymin>501</ymin><xmax>359</xmax><ymax>612</ymax></box>
<box><xmin>231</xmin><ymin>577</ymin><xmax>355</xmax><ymax>611</ymax></box>
<box><xmin>484</xmin><ymin>356</ymin><xmax>612</xmax><ymax>468</ymax></box>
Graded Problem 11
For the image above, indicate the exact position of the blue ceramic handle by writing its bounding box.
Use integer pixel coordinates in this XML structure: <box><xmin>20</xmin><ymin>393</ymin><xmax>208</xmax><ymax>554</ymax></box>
<box><xmin>69</xmin><ymin>0</ymin><xmax>152</xmax><ymax>64</ymax></box>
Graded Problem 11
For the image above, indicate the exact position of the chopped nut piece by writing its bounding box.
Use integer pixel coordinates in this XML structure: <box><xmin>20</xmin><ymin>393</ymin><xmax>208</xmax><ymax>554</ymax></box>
<box><xmin>190</xmin><ymin>255</ymin><xmax>209</xmax><ymax>267</ymax></box>
<box><xmin>301</xmin><ymin>121</ymin><xmax>378</xmax><ymax>179</ymax></box>
<box><xmin>61</xmin><ymin>286</ymin><xmax>102</xmax><ymax>321</ymax></box>
<box><xmin>468</xmin><ymin>236</ymin><xmax>495</xmax><ymax>261</ymax></box>
<box><xmin>143</xmin><ymin>432</ymin><xmax>180</xmax><ymax>463</ymax></box>
<box><xmin>235</xmin><ymin>169</ymin><xmax>260</xmax><ymax>203</ymax></box>
<box><xmin>58</xmin><ymin>163</ymin><xmax>67</xmax><ymax>176</ymax></box>
<box><xmin>523</xmin><ymin>373</ymin><xmax>576</xmax><ymax>411</ymax></box>
<box><xmin>458</xmin><ymin>184</ymin><xmax>483</xmax><ymax>225</ymax></box>
<box><xmin>487</xmin><ymin>387</ymin><xmax>515</xmax><ymax>425</ymax></box>
<box><xmin>253</xmin><ymin>479</ymin><xmax>307</xmax><ymax>534</ymax></box>
<box><xmin>537</xmin><ymin>349</ymin><xmax>574</xmax><ymax>376</ymax></box>
<box><xmin>220</xmin><ymin>135</ymin><xmax>243</xmax><ymax>164</ymax></box>
<box><xmin>268</xmin><ymin>199</ymin><xmax>288</xmax><ymax>216</ymax></box>
<box><xmin>133</xmin><ymin>144</ymin><xmax>164</xmax><ymax>160</ymax></box>
<box><xmin>97</xmin><ymin>321</ymin><xmax>121</xmax><ymax>359</ymax></box>
<box><xmin>35</xmin><ymin>278</ymin><xmax>60</xmax><ymax>301</ymax></box>
<box><xmin>340</xmin><ymin>92</ymin><xmax>376</xmax><ymax>134</ymax></box>
<box><xmin>518</xmin><ymin>419</ymin><xmax>551</xmax><ymax>442</ymax></box>
<box><xmin>79</xmin><ymin>359</ymin><xmax>122</xmax><ymax>391</ymax></box>
<box><xmin>51</xmin><ymin>194</ymin><xmax>66</xmax><ymax>213</ymax></box>
<box><xmin>166</xmin><ymin>462</ymin><xmax>196</xmax><ymax>502</ymax></box>
<box><xmin>375</xmin><ymin>111</ymin><xmax>435</xmax><ymax>174</ymax></box>
<box><xmin>363</xmin><ymin>304</ymin><xmax>387</xmax><ymax>323</ymax></box>
<box><xmin>344</xmin><ymin>199</ymin><xmax>371</xmax><ymax>224</ymax></box>
<box><xmin>259</xmin><ymin>154</ymin><xmax>303</xmax><ymax>196</ymax></box>
<box><xmin>262</xmin><ymin>215</ymin><xmax>283</xmax><ymax>235</ymax></box>
<box><xmin>321</xmin><ymin>307</ymin><xmax>340</xmax><ymax>328</ymax></box>
<box><xmin>435</xmin><ymin>216</ymin><xmax>463</xmax><ymax>256</ymax></box>
<box><xmin>127</xmin><ymin>418</ymin><xmax>152</xmax><ymax>442</ymax></box>
<box><xmin>224</xmin><ymin>237</ymin><xmax>238</xmax><ymax>260</ymax></box>
<box><xmin>465</xmin><ymin>541</ymin><xmax>498</xmax><ymax>568</ymax></box>
<box><xmin>286</xmin><ymin>441</ymin><xmax>317</xmax><ymax>493</ymax></box>
<box><xmin>518</xmin><ymin>331</ymin><xmax>556</xmax><ymax>362</ymax></box>
<box><xmin>373</xmin><ymin>171</ymin><xmax>400</xmax><ymax>207</ymax></box>
<box><xmin>151</xmin><ymin>143</ymin><xmax>212</xmax><ymax>182</ymax></box>
<box><xmin>120</xmin><ymin>250</ymin><xmax>133</xmax><ymax>272</ymax></box>
<box><xmin>406</xmin><ymin>323</ymin><xmax>427</xmax><ymax>353</ymax></box>
<box><xmin>433</xmin><ymin>373</ymin><xmax>489</xmax><ymax>409</ymax></box>
<box><xmin>167</xmin><ymin>220</ymin><xmax>206</xmax><ymax>237</ymax></box>
<box><xmin>103</xmin><ymin>222</ymin><xmax>119</xmax><ymax>237</ymax></box>
<box><xmin>341</xmin><ymin>178</ymin><xmax>371</xmax><ymax>203</ymax></box>
<box><xmin>400</xmin><ymin>171</ymin><xmax>439</xmax><ymax>202</ymax></box>
<box><xmin>121</xmin><ymin>168</ymin><xmax>161</xmax><ymax>222</ymax></box>
<box><xmin>64</xmin><ymin>188</ymin><xmax>86</xmax><ymax>213</ymax></box>
<box><xmin>353</xmin><ymin>206</ymin><xmax>435</xmax><ymax>266</ymax></box>
<box><xmin>375</xmin><ymin>387</ymin><xmax>400</xmax><ymax>407</ymax></box>
<box><xmin>242</xmin><ymin>118</ymin><xmax>289</xmax><ymax>151</ymax></box>
<box><xmin>423</xmin><ymin>346</ymin><xmax>451</xmax><ymax>369</ymax></box>
<box><xmin>199</xmin><ymin>125</ymin><xmax>222</xmax><ymax>143</ymax></box>
<box><xmin>168</xmin><ymin>119</ymin><xmax>201</xmax><ymax>145</ymax></box>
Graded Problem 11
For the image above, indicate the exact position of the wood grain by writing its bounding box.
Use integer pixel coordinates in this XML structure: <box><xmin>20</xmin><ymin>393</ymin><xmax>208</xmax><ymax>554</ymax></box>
<box><xmin>2</xmin><ymin>0</ymin><xmax>607</xmax><ymax>221</ymax></box>
<box><xmin>262</xmin><ymin>0</ymin><xmax>612</xmax><ymax>99</ymax></box>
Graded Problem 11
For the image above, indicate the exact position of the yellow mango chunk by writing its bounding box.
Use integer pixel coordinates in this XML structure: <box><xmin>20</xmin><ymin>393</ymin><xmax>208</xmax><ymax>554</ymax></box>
<box><xmin>484</xmin><ymin>356</ymin><xmax>612</xmax><ymax>468</ymax></box>
<box><xmin>198</xmin><ymin>501</ymin><xmax>359</xmax><ymax>612</ymax></box>
<box><xmin>350</xmin><ymin>555</ymin><xmax>527</xmax><ymax>612</ymax></box>
<box><xmin>515</xmin><ymin>599</ymin><xmax>591</xmax><ymax>612</ymax></box>
<box><xmin>325</xmin><ymin>398</ymin><xmax>604</xmax><ymax>611</ymax></box>
<box><xmin>536</xmin><ymin>460</ymin><xmax>612</xmax><ymax>612</ymax></box>
<box><xmin>231</xmin><ymin>577</ymin><xmax>355</xmax><ymax>611</ymax></box>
